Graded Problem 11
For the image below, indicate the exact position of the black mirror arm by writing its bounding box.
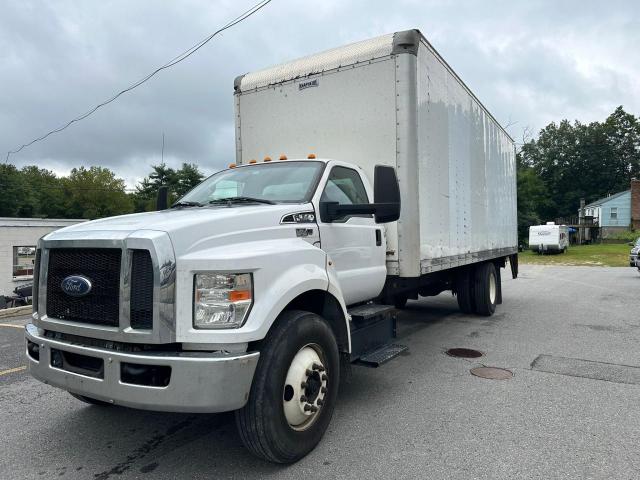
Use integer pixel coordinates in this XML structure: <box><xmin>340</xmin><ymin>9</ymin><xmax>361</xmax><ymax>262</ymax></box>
<box><xmin>321</xmin><ymin>201</ymin><xmax>400</xmax><ymax>223</ymax></box>
<box><xmin>327</xmin><ymin>203</ymin><xmax>377</xmax><ymax>216</ymax></box>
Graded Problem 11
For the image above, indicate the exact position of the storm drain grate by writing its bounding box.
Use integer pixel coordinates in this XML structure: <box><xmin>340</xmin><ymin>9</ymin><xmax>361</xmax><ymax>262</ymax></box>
<box><xmin>446</xmin><ymin>348</ymin><xmax>483</xmax><ymax>358</ymax></box>
<box><xmin>530</xmin><ymin>355</ymin><xmax>640</xmax><ymax>385</ymax></box>
<box><xmin>470</xmin><ymin>366</ymin><xmax>513</xmax><ymax>380</ymax></box>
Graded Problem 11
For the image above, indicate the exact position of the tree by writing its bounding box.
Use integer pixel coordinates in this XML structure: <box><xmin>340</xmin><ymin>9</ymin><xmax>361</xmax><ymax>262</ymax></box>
<box><xmin>175</xmin><ymin>163</ymin><xmax>204</xmax><ymax>196</ymax></box>
<box><xmin>20</xmin><ymin>166</ymin><xmax>67</xmax><ymax>218</ymax></box>
<box><xmin>518</xmin><ymin>106</ymin><xmax>640</xmax><ymax>222</ymax></box>
<box><xmin>602</xmin><ymin>106</ymin><xmax>640</xmax><ymax>183</ymax></box>
<box><xmin>133</xmin><ymin>162</ymin><xmax>204</xmax><ymax>211</ymax></box>
<box><xmin>0</xmin><ymin>164</ymin><xmax>26</xmax><ymax>217</ymax></box>
<box><xmin>63</xmin><ymin>166</ymin><xmax>133</xmax><ymax>219</ymax></box>
<box><xmin>516</xmin><ymin>154</ymin><xmax>548</xmax><ymax>242</ymax></box>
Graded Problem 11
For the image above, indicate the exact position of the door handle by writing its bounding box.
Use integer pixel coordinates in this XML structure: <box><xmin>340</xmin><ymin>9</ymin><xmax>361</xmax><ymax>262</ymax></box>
<box><xmin>375</xmin><ymin>229</ymin><xmax>382</xmax><ymax>246</ymax></box>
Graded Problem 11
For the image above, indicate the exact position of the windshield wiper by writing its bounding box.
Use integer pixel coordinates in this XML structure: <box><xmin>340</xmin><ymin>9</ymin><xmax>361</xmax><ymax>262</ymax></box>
<box><xmin>208</xmin><ymin>196</ymin><xmax>276</xmax><ymax>205</ymax></box>
<box><xmin>171</xmin><ymin>201</ymin><xmax>203</xmax><ymax>208</ymax></box>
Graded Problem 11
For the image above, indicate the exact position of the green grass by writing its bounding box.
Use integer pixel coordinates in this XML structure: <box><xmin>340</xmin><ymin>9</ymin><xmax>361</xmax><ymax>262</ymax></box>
<box><xmin>519</xmin><ymin>243</ymin><xmax>632</xmax><ymax>267</ymax></box>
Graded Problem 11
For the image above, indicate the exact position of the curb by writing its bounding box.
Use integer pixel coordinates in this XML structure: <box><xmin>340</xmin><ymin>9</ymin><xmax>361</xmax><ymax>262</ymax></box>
<box><xmin>0</xmin><ymin>305</ymin><xmax>32</xmax><ymax>319</ymax></box>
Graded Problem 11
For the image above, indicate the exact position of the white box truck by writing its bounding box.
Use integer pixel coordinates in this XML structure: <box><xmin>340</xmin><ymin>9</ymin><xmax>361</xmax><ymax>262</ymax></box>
<box><xmin>528</xmin><ymin>222</ymin><xmax>569</xmax><ymax>253</ymax></box>
<box><xmin>26</xmin><ymin>30</ymin><xmax>517</xmax><ymax>463</ymax></box>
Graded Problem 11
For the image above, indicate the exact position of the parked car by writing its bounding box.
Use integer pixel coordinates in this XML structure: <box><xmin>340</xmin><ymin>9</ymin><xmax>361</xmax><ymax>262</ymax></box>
<box><xmin>629</xmin><ymin>238</ymin><xmax>640</xmax><ymax>266</ymax></box>
<box><xmin>0</xmin><ymin>283</ymin><xmax>33</xmax><ymax>310</ymax></box>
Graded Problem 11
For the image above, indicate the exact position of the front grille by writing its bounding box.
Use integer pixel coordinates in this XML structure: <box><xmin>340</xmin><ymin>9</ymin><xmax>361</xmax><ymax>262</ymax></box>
<box><xmin>46</xmin><ymin>248</ymin><xmax>121</xmax><ymax>326</ymax></box>
<box><xmin>130</xmin><ymin>250</ymin><xmax>154</xmax><ymax>329</ymax></box>
<box><xmin>32</xmin><ymin>249</ymin><xmax>41</xmax><ymax>312</ymax></box>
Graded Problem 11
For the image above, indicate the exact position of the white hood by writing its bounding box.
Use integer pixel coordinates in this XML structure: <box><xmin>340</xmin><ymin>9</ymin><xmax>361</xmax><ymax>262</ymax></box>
<box><xmin>46</xmin><ymin>204</ymin><xmax>314</xmax><ymax>255</ymax></box>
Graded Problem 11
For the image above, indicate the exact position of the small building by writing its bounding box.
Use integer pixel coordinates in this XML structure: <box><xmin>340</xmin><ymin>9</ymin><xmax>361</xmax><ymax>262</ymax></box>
<box><xmin>583</xmin><ymin>190</ymin><xmax>631</xmax><ymax>238</ymax></box>
<box><xmin>578</xmin><ymin>178</ymin><xmax>640</xmax><ymax>239</ymax></box>
<box><xmin>0</xmin><ymin>218</ymin><xmax>85</xmax><ymax>296</ymax></box>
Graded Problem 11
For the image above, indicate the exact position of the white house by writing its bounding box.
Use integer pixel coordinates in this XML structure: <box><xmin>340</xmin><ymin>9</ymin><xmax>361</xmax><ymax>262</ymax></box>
<box><xmin>0</xmin><ymin>218</ymin><xmax>85</xmax><ymax>297</ymax></box>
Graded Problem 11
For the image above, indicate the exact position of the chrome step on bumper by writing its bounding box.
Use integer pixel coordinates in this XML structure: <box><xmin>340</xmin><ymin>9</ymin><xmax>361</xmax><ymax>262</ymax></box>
<box><xmin>25</xmin><ymin>324</ymin><xmax>259</xmax><ymax>413</ymax></box>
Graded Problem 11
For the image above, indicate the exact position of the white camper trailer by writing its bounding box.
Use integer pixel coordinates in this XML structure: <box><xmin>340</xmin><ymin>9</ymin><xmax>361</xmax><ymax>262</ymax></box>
<box><xmin>529</xmin><ymin>222</ymin><xmax>569</xmax><ymax>253</ymax></box>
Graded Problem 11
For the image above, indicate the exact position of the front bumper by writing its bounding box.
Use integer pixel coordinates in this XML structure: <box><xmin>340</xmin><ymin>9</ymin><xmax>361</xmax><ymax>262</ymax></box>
<box><xmin>25</xmin><ymin>324</ymin><xmax>259</xmax><ymax>413</ymax></box>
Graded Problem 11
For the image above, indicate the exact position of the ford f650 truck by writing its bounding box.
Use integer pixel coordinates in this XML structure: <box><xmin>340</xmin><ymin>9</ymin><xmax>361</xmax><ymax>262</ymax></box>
<box><xmin>25</xmin><ymin>30</ymin><xmax>517</xmax><ymax>463</ymax></box>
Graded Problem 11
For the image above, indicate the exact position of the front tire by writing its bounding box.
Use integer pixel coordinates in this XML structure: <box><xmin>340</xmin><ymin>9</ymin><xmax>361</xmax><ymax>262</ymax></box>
<box><xmin>235</xmin><ymin>310</ymin><xmax>340</xmax><ymax>463</ymax></box>
<box><xmin>474</xmin><ymin>262</ymin><xmax>498</xmax><ymax>316</ymax></box>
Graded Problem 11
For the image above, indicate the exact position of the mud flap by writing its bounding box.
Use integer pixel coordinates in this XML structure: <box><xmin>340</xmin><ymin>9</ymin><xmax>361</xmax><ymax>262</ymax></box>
<box><xmin>509</xmin><ymin>254</ymin><xmax>518</xmax><ymax>279</ymax></box>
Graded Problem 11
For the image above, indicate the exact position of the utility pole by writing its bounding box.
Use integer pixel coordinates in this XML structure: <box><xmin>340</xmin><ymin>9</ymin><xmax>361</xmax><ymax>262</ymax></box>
<box><xmin>161</xmin><ymin>132</ymin><xmax>165</xmax><ymax>164</ymax></box>
<box><xmin>578</xmin><ymin>198</ymin><xmax>585</xmax><ymax>245</ymax></box>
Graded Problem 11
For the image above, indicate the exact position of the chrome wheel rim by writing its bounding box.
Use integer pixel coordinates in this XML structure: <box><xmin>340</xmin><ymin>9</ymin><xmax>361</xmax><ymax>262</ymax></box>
<box><xmin>489</xmin><ymin>271</ymin><xmax>497</xmax><ymax>305</ymax></box>
<box><xmin>282</xmin><ymin>344</ymin><xmax>328</xmax><ymax>431</ymax></box>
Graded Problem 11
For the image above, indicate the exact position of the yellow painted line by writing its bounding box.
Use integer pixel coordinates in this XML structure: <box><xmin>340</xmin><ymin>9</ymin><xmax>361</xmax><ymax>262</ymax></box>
<box><xmin>0</xmin><ymin>323</ymin><xmax>24</xmax><ymax>329</ymax></box>
<box><xmin>0</xmin><ymin>366</ymin><xmax>27</xmax><ymax>376</ymax></box>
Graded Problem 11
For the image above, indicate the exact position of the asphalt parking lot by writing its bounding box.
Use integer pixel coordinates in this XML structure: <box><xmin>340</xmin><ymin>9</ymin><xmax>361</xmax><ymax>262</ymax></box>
<box><xmin>1</xmin><ymin>265</ymin><xmax>639</xmax><ymax>479</ymax></box>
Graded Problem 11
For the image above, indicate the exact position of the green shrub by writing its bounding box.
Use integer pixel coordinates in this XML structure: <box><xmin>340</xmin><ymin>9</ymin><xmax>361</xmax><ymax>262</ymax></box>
<box><xmin>608</xmin><ymin>230</ymin><xmax>639</xmax><ymax>242</ymax></box>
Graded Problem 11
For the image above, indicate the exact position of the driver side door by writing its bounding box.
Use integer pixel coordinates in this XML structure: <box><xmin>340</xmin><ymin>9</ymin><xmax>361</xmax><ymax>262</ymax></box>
<box><xmin>316</xmin><ymin>165</ymin><xmax>386</xmax><ymax>306</ymax></box>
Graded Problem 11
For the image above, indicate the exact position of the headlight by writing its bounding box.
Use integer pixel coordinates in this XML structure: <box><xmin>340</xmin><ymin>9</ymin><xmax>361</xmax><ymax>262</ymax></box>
<box><xmin>193</xmin><ymin>273</ymin><xmax>253</xmax><ymax>329</ymax></box>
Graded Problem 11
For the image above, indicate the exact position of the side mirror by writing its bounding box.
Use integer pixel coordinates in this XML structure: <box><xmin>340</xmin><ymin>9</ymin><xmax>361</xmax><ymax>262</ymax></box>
<box><xmin>156</xmin><ymin>186</ymin><xmax>169</xmax><ymax>210</ymax></box>
<box><xmin>319</xmin><ymin>165</ymin><xmax>401</xmax><ymax>224</ymax></box>
<box><xmin>373</xmin><ymin>165</ymin><xmax>401</xmax><ymax>223</ymax></box>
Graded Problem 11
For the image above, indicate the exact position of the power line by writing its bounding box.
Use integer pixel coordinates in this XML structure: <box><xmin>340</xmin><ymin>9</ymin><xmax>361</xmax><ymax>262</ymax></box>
<box><xmin>5</xmin><ymin>0</ymin><xmax>274</xmax><ymax>163</ymax></box>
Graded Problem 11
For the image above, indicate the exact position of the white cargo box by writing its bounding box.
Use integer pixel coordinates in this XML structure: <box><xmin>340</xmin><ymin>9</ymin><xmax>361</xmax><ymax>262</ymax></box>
<box><xmin>234</xmin><ymin>29</ymin><xmax>517</xmax><ymax>278</ymax></box>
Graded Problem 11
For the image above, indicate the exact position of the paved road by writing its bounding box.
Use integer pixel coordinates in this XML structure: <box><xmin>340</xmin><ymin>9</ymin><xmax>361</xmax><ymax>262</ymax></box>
<box><xmin>1</xmin><ymin>265</ymin><xmax>639</xmax><ymax>479</ymax></box>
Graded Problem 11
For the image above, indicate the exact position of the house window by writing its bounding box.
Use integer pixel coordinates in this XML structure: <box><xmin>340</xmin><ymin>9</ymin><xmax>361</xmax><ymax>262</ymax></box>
<box><xmin>610</xmin><ymin>207</ymin><xmax>618</xmax><ymax>220</ymax></box>
<box><xmin>12</xmin><ymin>246</ymin><xmax>36</xmax><ymax>280</ymax></box>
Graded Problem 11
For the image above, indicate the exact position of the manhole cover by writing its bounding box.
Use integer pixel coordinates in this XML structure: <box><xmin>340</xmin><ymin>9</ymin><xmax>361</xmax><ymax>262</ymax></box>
<box><xmin>470</xmin><ymin>366</ymin><xmax>513</xmax><ymax>380</ymax></box>
<box><xmin>446</xmin><ymin>348</ymin><xmax>483</xmax><ymax>358</ymax></box>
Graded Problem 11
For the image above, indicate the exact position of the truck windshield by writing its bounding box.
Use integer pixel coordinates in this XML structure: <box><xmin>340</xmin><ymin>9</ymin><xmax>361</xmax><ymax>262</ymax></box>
<box><xmin>179</xmin><ymin>161</ymin><xmax>324</xmax><ymax>205</ymax></box>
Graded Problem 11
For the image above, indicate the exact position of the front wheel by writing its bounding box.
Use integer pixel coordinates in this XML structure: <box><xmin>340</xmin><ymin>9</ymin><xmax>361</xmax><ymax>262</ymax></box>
<box><xmin>235</xmin><ymin>310</ymin><xmax>340</xmax><ymax>463</ymax></box>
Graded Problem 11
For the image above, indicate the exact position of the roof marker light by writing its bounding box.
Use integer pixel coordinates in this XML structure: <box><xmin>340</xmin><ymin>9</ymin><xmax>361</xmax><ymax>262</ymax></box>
<box><xmin>307</xmin><ymin>153</ymin><xmax>316</xmax><ymax>159</ymax></box>
<box><xmin>279</xmin><ymin>154</ymin><xmax>287</xmax><ymax>160</ymax></box>
<box><xmin>228</xmin><ymin>163</ymin><xmax>237</xmax><ymax>169</ymax></box>
<box><xmin>249</xmin><ymin>159</ymin><xmax>257</xmax><ymax>164</ymax></box>
<box><xmin>263</xmin><ymin>156</ymin><xmax>272</xmax><ymax>162</ymax></box>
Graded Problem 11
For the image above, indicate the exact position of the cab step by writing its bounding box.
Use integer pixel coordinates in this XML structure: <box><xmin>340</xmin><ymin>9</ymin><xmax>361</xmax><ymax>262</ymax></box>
<box><xmin>348</xmin><ymin>303</ymin><xmax>406</xmax><ymax>366</ymax></box>
<box><xmin>357</xmin><ymin>343</ymin><xmax>408</xmax><ymax>368</ymax></box>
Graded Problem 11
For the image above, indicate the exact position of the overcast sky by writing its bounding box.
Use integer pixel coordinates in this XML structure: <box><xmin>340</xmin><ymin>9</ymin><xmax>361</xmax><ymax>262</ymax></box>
<box><xmin>1</xmin><ymin>0</ymin><xmax>638</xmax><ymax>187</ymax></box>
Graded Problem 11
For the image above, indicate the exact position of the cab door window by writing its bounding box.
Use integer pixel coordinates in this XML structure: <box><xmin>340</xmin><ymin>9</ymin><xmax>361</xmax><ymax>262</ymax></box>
<box><xmin>320</xmin><ymin>166</ymin><xmax>370</xmax><ymax>222</ymax></box>
<box><xmin>321</xmin><ymin>167</ymin><xmax>369</xmax><ymax>204</ymax></box>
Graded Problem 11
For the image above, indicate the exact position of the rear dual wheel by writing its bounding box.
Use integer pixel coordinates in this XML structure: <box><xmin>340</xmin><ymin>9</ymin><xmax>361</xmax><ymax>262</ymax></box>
<box><xmin>474</xmin><ymin>262</ymin><xmax>498</xmax><ymax>316</ymax></box>
<box><xmin>455</xmin><ymin>268</ymin><xmax>475</xmax><ymax>314</ymax></box>
<box><xmin>393</xmin><ymin>295</ymin><xmax>408</xmax><ymax>309</ymax></box>
<box><xmin>236</xmin><ymin>310</ymin><xmax>339</xmax><ymax>464</ymax></box>
<box><xmin>455</xmin><ymin>262</ymin><xmax>498</xmax><ymax>316</ymax></box>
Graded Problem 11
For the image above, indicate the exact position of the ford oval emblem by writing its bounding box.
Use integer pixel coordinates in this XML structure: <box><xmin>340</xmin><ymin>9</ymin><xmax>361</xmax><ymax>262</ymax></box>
<box><xmin>61</xmin><ymin>275</ymin><xmax>92</xmax><ymax>297</ymax></box>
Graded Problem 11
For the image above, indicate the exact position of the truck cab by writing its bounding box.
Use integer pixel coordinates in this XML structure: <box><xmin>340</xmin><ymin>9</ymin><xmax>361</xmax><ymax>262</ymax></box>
<box><xmin>26</xmin><ymin>157</ymin><xmax>402</xmax><ymax>462</ymax></box>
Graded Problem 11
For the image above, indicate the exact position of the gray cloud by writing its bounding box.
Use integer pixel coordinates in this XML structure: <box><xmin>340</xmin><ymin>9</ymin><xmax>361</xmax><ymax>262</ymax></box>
<box><xmin>1</xmin><ymin>0</ymin><xmax>638</xmax><ymax>186</ymax></box>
